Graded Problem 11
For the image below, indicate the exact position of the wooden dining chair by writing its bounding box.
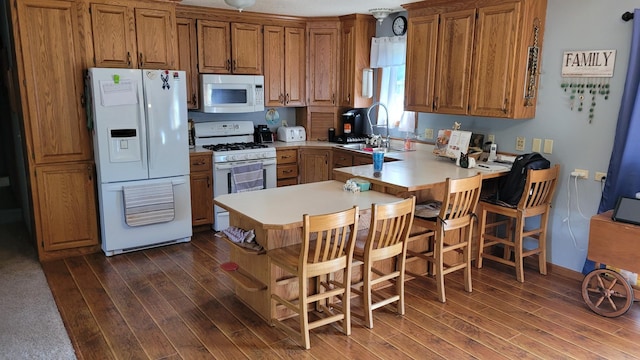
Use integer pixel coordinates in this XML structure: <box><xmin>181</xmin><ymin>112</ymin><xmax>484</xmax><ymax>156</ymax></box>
<box><xmin>268</xmin><ymin>206</ymin><xmax>359</xmax><ymax>349</ymax></box>
<box><xmin>406</xmin><ymin>174</ymin><xmax>482</xmax><ymax>303</ymax></box>
<box><xmin>477</xmin><ymin>164</ymin><xmax>560</xmax><ymax>282</ymax></box>
<box><xmin>351</xmin><ymin>196</ymin><xmax>415</xmax><ymax>329</ymax></box>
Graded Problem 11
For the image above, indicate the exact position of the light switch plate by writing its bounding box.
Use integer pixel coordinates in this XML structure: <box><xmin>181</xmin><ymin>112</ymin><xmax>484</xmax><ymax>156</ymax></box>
<box><xmin>424</xmin><ymin>128</ymin><xmax>433</xmax><ymax>139</ymax></box>
<box><xmin>532</xmin><ymin>138</ymin><xmax>542</xmax><ymax>152</ymax></box>
<box><xmin>543</xmin><ymin>139</ymin><xmax>553</xmax><ymax>154</ymax></box>
<box><xmin>487</xmin><ymin>134</ymin><xmax>495</xmax><ymax>143</ymax></box>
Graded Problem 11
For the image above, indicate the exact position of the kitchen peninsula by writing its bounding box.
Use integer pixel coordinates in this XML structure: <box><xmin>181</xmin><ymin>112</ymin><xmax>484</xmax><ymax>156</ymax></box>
<box><xmin>214</xmin><ymin>144</ymin><xmax>509</xmax><ymax>322</ymax></box>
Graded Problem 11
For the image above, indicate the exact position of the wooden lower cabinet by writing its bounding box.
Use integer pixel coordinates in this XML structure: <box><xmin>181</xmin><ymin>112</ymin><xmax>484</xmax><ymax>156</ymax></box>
<box><xmin>276</xmin><ymin>148</ymin><xmax>298</xmax><ymax>187</ymax></box>
<box><xmin>298</xmin><ymin>148</ymin><xmax>330</xmax><ymax>184</ymax></box>
<box><xmin>189</xmin><ymin>153</ymin><xmax>213</xmax><ymax>227</ymax></box>
<box><xmin>33</xmin><ymin>162</ymin><xmax>100</xmax><ymax>260</ymax></box>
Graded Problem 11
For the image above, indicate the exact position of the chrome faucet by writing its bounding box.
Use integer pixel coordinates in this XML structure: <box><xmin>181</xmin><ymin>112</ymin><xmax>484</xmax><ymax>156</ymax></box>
<box><xmin>366</xmin><ymin>102</ymin><xmax>390</xmax><ymax>148</ymax></box>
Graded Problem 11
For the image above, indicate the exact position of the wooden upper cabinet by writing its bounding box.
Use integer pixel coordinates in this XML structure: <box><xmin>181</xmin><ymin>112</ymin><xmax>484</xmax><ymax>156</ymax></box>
<box><xmin>90</xmin><ymin>2</ymin><xmax>177</xmax><ymax>69</ymax></box>
<box><xmin>17</xmin><ymin>0</ymin><xmax>91</xmax><ymax>163</ymax></box>
<box><xmin>307</xmin><ymin>22</ymin><xmax>339</xmax><ymax>106</ymax></box>
<box><xmin>176</xmin><ymin>17</ymin><xmax>199</xmax><ymax>109</ymax></box>
<box><xmin>264</xmin><ymin>25</ymin><xmax>305</xmax><ymax>107</ymax></box>
<box><xmin>405</xmin><ymin>10</ymin><xmax>474</xmax><ymax>114</ymax></box>
<box><xmin>198</xmin><ymin>20</ymin><xmax>262</xmax><ymax>74</ymax></box>
<box><xmin>404</xmin><ymin>14</ymin><xmax>439</xmax><ymax>112</ymax></box>
<box><xmin>469</xmin><ymin>2</ymin><xmax>520</xmax><ymax>117</ymax></box>
<box><xmin>404</xmin><ymin>0</ymin><xmax>547</xmax><ymax>119</ymax></box>
<box><xmin>339</xmin><ymin>15</ymin><xmax>375</xmax><ymax>109</ymax></box>
<box><xmin>134</xmin><ymin>8</ymin><xmax>177</xmax><ymax>69</ymax></box>
<box><xmin>90</xmin><ymin>3</ymin><xmax>136</xmax><ymax>68</ymax></box>
<box><xmin>433</xmin><ymin>9</ymin><xmax>476</xmax><ymax>115</ymax></box>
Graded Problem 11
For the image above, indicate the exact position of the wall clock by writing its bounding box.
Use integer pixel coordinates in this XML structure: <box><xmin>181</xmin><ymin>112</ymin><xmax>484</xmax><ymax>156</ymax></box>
<box><xmin>392</xmin><ymin>15</ymin><xmax>407</xmax><ymax>36</ymax></box>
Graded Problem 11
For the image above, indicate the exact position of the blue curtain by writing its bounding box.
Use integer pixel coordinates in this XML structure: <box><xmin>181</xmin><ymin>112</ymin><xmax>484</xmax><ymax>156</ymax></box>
<box><xmin>584</xmin><ymin>10</ymin><xmax>640</xmax><ymax>275</ymax></box>
<box><xmin>598</xmin><ymin>9</ymin><xmax>640</xmax><ymax>213</ymax></box>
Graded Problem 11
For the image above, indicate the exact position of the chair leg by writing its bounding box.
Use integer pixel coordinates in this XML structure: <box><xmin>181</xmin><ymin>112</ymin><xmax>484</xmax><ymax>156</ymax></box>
<box><xmin>397</xmin><ymin>253</ymin><xmax>406</xmax><ymax>316</ymax></box>
<box><xmin>343</xmin><ymin>267</ymin><xmax>352</xmax><ymax>336</ymax></box>
<box><xmin>538</xmin><ymin>212</ymin><xmax>550</xmax><ymax>275</ymax></box>
<box><xmin>435</xmin><ymin>235</ymin><xmax>446</xmax><ymax>303</ymax></box>
<box><xmin>299</xmin><ymin>276</ymin><xmax>311</xmax><ymax>349</ymax></box>
<box><xmin>514</xmin><ymin>217</ymin><xmax>525</xmax><ymax>283</ymax></box>
<box><xmin>463</xmin><ymin>227</ymin><xmax>472</xmax><ymax>294</ymax></box>
<box><xmin>363</xmin><ymin>260</ymin><xmax>373</xmax><ymax>329</ymax></box>
<box><xmin>477</xmin><ymin>208</ymin><xmax>487</xmax><ymax>269</ymax></box>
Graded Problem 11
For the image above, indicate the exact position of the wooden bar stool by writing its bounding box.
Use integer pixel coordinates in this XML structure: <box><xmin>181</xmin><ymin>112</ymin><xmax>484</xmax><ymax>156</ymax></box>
<box><xmin>268</xmin><ymin>206</ymin><xmax>359</xmax><ymax>349</ymax></box>
<box><xmin>477</xmin><ymin>165</ymin><xmax>560</xmax><ymax>282</ymax></box>
<box><xmin>351</xmin><ymin>196</ymin><xmax>415</xmax><ymax>328</ymax></box>
<box><xmin>406</xmin><ymin>174</ymin><xmax>482</xmax><ymax>303</ymax></box>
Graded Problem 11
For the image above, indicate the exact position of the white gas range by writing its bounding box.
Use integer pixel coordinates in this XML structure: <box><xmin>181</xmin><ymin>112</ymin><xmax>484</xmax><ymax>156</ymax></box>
<box><xmin>194</xmin><ymin>121</ymin><xmax>277</xmax><ymax>231</ymax></box>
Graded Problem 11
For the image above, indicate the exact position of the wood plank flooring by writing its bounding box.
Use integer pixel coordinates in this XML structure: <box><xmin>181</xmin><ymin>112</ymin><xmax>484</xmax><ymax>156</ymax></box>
<box><xmin>42</xmin><ymin>230</ymin><xmax>640</xmax><ymax>359</ymax></box>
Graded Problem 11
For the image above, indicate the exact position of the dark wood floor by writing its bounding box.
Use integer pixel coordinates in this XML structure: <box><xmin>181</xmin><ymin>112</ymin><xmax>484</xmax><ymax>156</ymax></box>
<box><xmin>43</xmin><ymin>230</ymin><xmax>640</xmax><ymax>359</ymax></box>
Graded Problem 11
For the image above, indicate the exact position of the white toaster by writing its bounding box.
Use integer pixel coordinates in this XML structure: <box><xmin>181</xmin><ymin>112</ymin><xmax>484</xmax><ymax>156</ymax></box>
<box><xmin>277</xmin><ymin>126</ymin><xmax>306</xmax><ymax>142</ymax></box>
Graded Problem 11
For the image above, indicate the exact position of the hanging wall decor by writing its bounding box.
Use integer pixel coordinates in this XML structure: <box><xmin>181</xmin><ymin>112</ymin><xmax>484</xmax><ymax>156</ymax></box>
<box><xmin>560</xmin><ymin>49</ymin><xmax>616</xmax><ymax>123</ymax></box>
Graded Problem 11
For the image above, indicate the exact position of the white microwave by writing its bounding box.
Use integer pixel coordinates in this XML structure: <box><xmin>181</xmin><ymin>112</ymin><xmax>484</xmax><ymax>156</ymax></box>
<box><xmin>200</xmin><ymin>74</ymin><xmax>264</xmax><ymax>113</ymax></box>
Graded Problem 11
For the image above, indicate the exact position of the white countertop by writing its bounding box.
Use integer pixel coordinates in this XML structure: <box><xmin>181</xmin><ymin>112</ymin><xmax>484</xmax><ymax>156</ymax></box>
<box><xmin>214</xmin><ymin>180</ymin><xmax>402</xmax><ymax>230</ymax></box>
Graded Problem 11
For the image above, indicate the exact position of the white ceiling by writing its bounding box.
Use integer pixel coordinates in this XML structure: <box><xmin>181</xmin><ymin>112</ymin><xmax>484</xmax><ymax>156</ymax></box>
<box><xmin>179</xmin><ymin>0</ymin><xmax>417</xmax><ymax>17</ymax></box>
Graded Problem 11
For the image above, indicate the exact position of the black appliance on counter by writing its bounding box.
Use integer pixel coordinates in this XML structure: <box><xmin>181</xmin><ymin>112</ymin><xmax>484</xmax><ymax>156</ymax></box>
<box><xmin>332</xmin><ymin>108</ymin><xmax>368</xmax><ymax>143</ymax></box>
<box><xmin>254</xmin><ymin>124</ymin><xmax>273</xmax><ymax>143</ymax></box>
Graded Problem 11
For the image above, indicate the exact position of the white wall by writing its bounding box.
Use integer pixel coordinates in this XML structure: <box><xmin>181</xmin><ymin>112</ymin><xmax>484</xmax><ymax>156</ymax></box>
<box><xmin>398</xmin><ymin>0</ymin><xmax>637</xmax><ymax>272</ymax></box>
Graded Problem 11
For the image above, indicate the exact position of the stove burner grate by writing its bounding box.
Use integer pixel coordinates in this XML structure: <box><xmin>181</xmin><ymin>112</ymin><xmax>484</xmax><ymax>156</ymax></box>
<box><xmin>202</xmin><ymin>142</ymin><xmax>268</xmax><ymax>151</ymax></box>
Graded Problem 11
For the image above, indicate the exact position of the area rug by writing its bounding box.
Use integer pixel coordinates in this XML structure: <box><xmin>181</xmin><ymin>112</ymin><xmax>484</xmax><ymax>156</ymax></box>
<box><xmin>0</xmin><ymin>221</ymin><xmax>76</xmax><ymax>359</ymax></box>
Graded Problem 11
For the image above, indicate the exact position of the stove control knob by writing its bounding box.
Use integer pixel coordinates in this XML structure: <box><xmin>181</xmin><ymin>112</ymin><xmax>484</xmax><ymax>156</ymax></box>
<box><xmin>228</xmin><ymin>154</ymin><xmax>237</xmax><ymax>161</ymax></box>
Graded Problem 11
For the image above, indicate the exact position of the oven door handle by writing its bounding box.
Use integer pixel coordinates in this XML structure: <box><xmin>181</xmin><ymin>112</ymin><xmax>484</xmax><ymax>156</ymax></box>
<box><xmin>214</xmin><ymin>159</ymin><xmax>276</xmax><ymax>170</ymax></box>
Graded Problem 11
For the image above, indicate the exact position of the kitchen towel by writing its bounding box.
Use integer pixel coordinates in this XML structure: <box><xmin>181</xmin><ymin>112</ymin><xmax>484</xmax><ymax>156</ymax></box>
<box><xmin>231</xmin><ymin>163</ymin><xmax>264</xmax><ymax>193</ymax></box>
<box><xmin>123</xmin><ymin>182</ymin><xmax>175</xmax><ymax>226</ymax></box>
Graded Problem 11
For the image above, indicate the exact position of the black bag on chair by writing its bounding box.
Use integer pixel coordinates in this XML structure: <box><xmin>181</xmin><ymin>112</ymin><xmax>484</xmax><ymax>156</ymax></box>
<box><xmin>497</xmin><ymin>152</ymin><xmax>550</xmax><ymax>206</ymax></box>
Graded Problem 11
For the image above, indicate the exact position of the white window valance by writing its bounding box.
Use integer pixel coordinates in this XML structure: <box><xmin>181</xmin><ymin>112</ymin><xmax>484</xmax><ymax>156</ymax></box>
<box><xmin>370</xmin><ymin>35</ymin><xmax>407</xmax><ymax>68</ymax></box>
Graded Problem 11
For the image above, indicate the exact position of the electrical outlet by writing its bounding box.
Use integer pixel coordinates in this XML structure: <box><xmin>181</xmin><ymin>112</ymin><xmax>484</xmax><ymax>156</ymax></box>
<box><xmin>572</xmin><ymin>168</ymin><xmax>589</xmax><ymax>179</ymax></box>
<box><xmin>516</xmin><ymin>136</ymin><xmax>526</xmax><ymax>151</ymax></box>
<box><xmin>424</xmin><ymin>128</ymin><xmax>434</xmax><ymax>139</ymax></box>
<box><xmin>543</xmin><ymin>139</ymin><xmax>553</xmax><ymax>154</ymax></box>
<box><xmin>532</xmin><ymin>138</ymin><xmax>542</xmax><ymax>152</ymax></box>
<box><xmin>595</xmin><ymin>172</ymin><xmax>606</xmax><ymax>182</ymax></box>
<box><xmin>487</xmin><ymin>134</ymin><xmax>495</xmax><ymax>143</ymax></box>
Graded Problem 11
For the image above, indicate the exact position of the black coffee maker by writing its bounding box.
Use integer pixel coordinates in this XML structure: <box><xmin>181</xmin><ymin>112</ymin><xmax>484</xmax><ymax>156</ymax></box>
<box><xmin>335</xmin><ymin>108</ymin><xmax>367</xmax><ymax>143</ymax></box>
<box><xmin>254</xmin><ymin>125</ymin><xmax>273</xmax><ymax>143</ymax></box>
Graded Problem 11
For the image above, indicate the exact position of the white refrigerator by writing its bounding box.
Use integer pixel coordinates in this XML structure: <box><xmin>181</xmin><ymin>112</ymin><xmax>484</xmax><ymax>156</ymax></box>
<box><xmin>88</xmin><ymin>68</ymin><xmax>192</xmax><ymax>256</ymax></box>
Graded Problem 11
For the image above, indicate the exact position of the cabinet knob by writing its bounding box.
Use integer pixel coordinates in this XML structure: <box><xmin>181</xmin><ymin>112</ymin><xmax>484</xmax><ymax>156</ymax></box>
<box><xmin>232</xmin><ymin>59</ymin><xmax>237</xmax><ymax>72</ymax></box>
<box><xmin>138</xmin><ymin>53</ymin><xmax>144</xmax><ymax>68</ymax></box>
<box><xmin>434</xmin><ymin>96</ymin><xmax>439</xmax><ymax>111</ymax></box>
<box><xmin>192</xmin><ymin>94</ymin><xmax>197</xmax><ymax>105</ymax></box>
<box><xmin>502</xmin><ymin>99</ymin><xmax>509</xmax><ymax>114</ymax></box>
<box><xmin>226</xmin><ymin>59</ymin><xmax>231</xmax><ymax>70</ymax></box>
<box><xmin>126</xmin><ymin>52</ymin><xmax>132</xmax><ymax>67</ymax></box>
<box><xmin>285</xmin><ymin>93</ymin><xmax>290</xmax><ymax>105</ymax></box>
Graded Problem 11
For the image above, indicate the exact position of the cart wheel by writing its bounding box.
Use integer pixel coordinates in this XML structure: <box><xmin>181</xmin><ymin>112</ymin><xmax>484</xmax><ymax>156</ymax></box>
<box><xmin>581</xmin><ymin>268</ymin><xmax>633</xmax><ymax>318</ymax></box>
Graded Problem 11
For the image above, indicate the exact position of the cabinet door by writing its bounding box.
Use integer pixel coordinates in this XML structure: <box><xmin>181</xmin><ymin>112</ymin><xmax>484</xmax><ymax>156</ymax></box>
<box><xmin>307</xmin><ymin>25</ymin><xmax>339</xmax><ymax>106</ymax></box>
<box><xmin>340</xmin><ymin>19</ymin><xmax>356</xmax><ymax>107</ymax></box>
<box><xmin>284</xmin><ymin>27</ymin><xmax>306</xmax><ymax>106</ymax></box>
<box><xmin>433</xmin><ymin>9</ymin><xmax>476</xmax><ymax>115</ymax></box>
<box><xmin>231</xmin><ymin>22</ymin><xmax>263</xmax><ymax>74</ymax></box>
<box><xmin>190</xmin><ymin>172</ymin><xmax>213</xmax><ymax>225</ymax></box>
<box><xmin>34</xmin><ymin>163</ymin><xmax>98</xmax><ymax>252</ymax></box>
<box><xmin>134</xmin><ymin>7</ymin><xmax>177</xmax><ymax>69</ymax></box>
<box><xmin>299</xmin><ymin>149</ymin><xmax>330</xmax><ymax>184</ymax></box>
<box><xmin>469</xmin><ymin>2</ymin><xmax>520</xmax><ymax>117</ymax></box>
<box><xmin>264</xmin><ymin>25</ymin><xmax>285</xmax><ymax>106</ymax></box>
<box><xmin>404</xmin><ymin>14</ymin><xmax>439</xmax><ymax>112</ymax></box>
<box><xmin>198</xmin><ymin>20</ymin><xmax>231</xmax><ymax>73</ymax></box>
<box><xmin>90</xmin><ymin>3</ymin><xmax>136</xmax><ymax>68</ymax></box>
<box><xmin>177</xmin><ymin>18</ymin><xmax>199</xmax><ymax>109</ymax></box>
<box><xmin>17</xmin><ymin>0</ymin><xmax>92</xmax><ymax>164</ymax></box>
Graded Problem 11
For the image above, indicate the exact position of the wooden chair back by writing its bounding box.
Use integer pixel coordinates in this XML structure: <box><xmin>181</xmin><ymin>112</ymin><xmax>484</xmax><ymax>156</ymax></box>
<box><xmin>301</xmin><ymin>206</ymin><xmax>359</xmax><ymax>277</ymax></box>
<box><xmin>365</xmin><ymin>197</ymin><xmax>416</xmax><ymax>261</ymax></box>
<box><xmin>517</xmin><ymin>165</ymin><xmax>560</xmax><ymax>210</ymax></box>
<box><xmin>439</xmin><ymin>174</ymin><xmax>483</xmax><ymax>230</ymax></box>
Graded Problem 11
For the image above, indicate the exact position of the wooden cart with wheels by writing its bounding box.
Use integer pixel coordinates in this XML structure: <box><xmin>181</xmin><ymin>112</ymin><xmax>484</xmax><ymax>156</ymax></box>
<box><xmin>582</xmin><ymin>210</ymin><xmax>640</xmax><ymax>317</ymax></box>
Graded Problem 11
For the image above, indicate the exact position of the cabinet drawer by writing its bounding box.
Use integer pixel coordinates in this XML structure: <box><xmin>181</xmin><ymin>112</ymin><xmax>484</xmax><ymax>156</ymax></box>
<box><xmin>190</xmin><ymin>153</ymin><xmax>212</xmax><ymax>172</ymax></box>
<box><xmin>276</xmin><ymin>149</ymin><xmax>298</xmax><ymax>164</ymax></box>
<box><xmin>277</xmin><ymin>177</ymin><xmax>298</xmax><ymax>187</ymax></box>
<box><xmin>277</xmin><ymin>164</ymin><xmax>298</xmax><ymax>179</ymax></box>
